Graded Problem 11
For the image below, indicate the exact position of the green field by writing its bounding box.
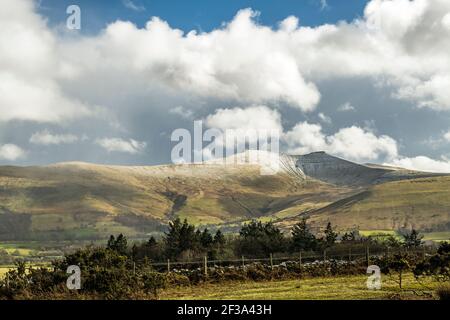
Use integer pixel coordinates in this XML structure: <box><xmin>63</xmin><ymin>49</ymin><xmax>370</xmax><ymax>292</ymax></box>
<box><xmin>302</xmin><ymin>176</ymin><xmax>450</xmax><ymax>232</ymax></box>
<box><xmin>423</xmin><ymin>232</ymin><xmax>450</xmax><ymax>242</ymax></box>
<box><xmin>0</xmin><ymin>265</ymin><xmax>25</xmax><ymax>279</ymax></box>
<box><xmin>358</xmin><ymin>230</ymin><xmax>450</xmax><ymax>242</ymax></box>
<box><xmin>0</xmin><ymin>243</ymin><xmax>36</xmax><ymax>256</ymax></box>
<box><xmin>0</xmin><ymin>267</ymin><xmax>10</xmax><ymax>278</ymax></box>
<box><xmin>160</xmin><ymin>273</ymin><xmax>440</xmax><ymax>300</ymax></box>
<box><xmin>359</xmin><ymin>230</ymin><xmax>397</xmax><ymax>237</ymax></box>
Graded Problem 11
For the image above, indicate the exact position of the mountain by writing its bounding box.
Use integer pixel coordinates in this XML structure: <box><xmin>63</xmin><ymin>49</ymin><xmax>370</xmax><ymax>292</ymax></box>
<box><xmin>0</xmin><ymin>151</ymin><xmax>449</xmax><ymax>240</ymax></box>
<box><xmin>293</xmin><ymin>151</ymin><xmax>444</xmax><ymax>186</ymax></box>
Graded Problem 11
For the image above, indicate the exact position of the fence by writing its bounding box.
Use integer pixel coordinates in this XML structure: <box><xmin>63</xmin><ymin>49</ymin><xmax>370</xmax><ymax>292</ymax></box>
<box><xmin>148</xmin><ymin>246</ymin><xmax>434</xmax><ymax>274</ymax></box>
<box><xmin>0</xmin><ymin>246</ymin><xmax>434</xmax><ymax>280</ymax></box>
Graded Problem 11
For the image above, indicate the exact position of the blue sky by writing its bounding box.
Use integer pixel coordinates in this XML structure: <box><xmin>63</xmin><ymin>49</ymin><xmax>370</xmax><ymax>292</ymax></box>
<box><xmin>38</xmin><ymin>0</ymin><xmax>369</xmax><ymax>33</ymax></box>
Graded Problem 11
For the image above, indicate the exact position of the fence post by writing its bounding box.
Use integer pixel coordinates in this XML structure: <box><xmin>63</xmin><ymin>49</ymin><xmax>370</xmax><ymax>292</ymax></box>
<box><xmin>366</xmin><ymin>246</ymin><xmax>370</xmax><ymax>267</ymax></box>
<box><xmin>6</xmin><ymin>273</ymin><xmax>9</xmax><ymax>289</ymax></box>
<box><xmin>133</xmin><ymin>262</ymin><xmax>136</xmax><ymax>275</ymax></box>
<box><xmin>204</xmin><ymin>256</ymin><xmax>208</xmax><ymax>277</ymax></box>
<box><xmin>167</xmin><ymin>259</ymin><xmax>170</xmax><ymax>273</ymax></box>
<box><xmin>299</xmin><ymin>252</ymin><xmax>302</xmax><ymax>266</ymax></box>
<box><xmin>242</xmin><ymin>255</ymin><xmax>245</xmax><ymax>269</ymax></box>
<box><xmin>323</xmin><ymin>249</ymin><xmax>327</xmax><ymax>261</ymax></box>
<box><xmin>348</xmin><ymin>248</ymin><xmax>352</xmax><ymax>262</ymax></box>
<box><xmin>270</xmin><ymin>253</ymin><xmax>273</xmax><ymax>270</ymax></box>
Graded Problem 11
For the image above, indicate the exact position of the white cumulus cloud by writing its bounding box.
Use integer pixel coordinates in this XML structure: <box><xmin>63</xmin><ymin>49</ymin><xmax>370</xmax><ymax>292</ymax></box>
<box><xmin>0</xmin><ymin>144</ymin><xmax>26</xmax><ymax>161</ymax></box>
<box><xmin>4</xmin><ymin>0</ymin><xmax>450</xmax><ymax>125</ymax></box>
<box><xmin>205</xmin><ymin>106</ymin><xmax>282</xmax><ymax>132</ymax></box>
<box><xmin>169</xmin><ymin>106</ymin><xmax>194</xmax><ymax>119</ymax></box>
<box><xmin>284</xmin><ymin>122</ymin><xmax>398</xmax><ymax>162</ymax></box>
<box><xmin>387</xmin><ymin>156</ymin><xmax>450</xmax><ymax>173</ymax></box>
<box><xmin>96</xmin><ymin>138</ymin><xmax>146</xmax><ymax>154</ymax></box>
<box><xmin>318</xmin><ymin>112</ymin><xmax>332</xmax><ymax>124</ymax></box>
<box><xmin>122</xmin><ymin>0</ymin><xmax>145</xmax><ymax>12</ymax></box>
<box><xmin>445</xmin><ymin>130</ymin><xmax>450</xmax><ymax>142</ymax></box>
<box><xmin>338</xmin><ymin>103</ymin><xmax>356</xmax><ymax>112</ymax></box>
<box><xmin>0</xmin><ymin>0</ymin><xmax>93</xmax><ymax>123</ymax></box>
<box><xmin>30</xmin><ymin>130</ymin><xmax>79</xmax><ymax>145</ymax></box>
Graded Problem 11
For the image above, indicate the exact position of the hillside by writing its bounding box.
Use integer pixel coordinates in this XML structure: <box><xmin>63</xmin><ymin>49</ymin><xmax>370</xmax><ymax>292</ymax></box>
<box><xmin>0</xmin><ymin>155</ymin><xmax>352</xmax><ymax>240</ymax></box>
<box><xmin>294</xmin><ymin>151</ymin><xmax>443</xmax><ymax>186</ymax></box>
<box><xmin>279</xmin><ymin>176</ymin><xmax>450</xmax><ymax>233</ymax></box>
<box><xmin>0</xmin><ymin>151</ymin><xmax>449</xmax><ymax>240</ymax></box>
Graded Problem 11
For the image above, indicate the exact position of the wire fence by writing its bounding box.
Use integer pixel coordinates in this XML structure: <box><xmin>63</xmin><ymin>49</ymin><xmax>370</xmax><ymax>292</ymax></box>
<box><xmin>0</xmin><ymin>246</ymin><xmax>435</xmax><ymax>279</ymax></box>
<box><xmin>148</xmin><ymin>246</ymin><xmax>435</xmax><ymax>273</ymax></box>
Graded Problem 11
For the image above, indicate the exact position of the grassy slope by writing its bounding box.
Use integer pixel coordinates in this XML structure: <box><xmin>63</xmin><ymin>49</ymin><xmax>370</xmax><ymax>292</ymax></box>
<box><xmin>287</xmin><ymin>176</ymin><xmax>450</xmax><ymax>232</ymax></box>
<box><xmin>160</xmin><ymin>273</ymin><xmax>439</xmax><ymax>300</ymax></box>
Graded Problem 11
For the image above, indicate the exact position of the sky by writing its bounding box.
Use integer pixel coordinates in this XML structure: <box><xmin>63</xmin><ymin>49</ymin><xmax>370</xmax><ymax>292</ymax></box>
<box><xmin>1</xmin><ymin>0</ymin><xmax>450</xmax><ymax>172</ymax></box>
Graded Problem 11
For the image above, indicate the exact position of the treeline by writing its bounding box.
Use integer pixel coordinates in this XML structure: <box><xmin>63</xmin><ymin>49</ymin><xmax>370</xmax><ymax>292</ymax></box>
<box><xmin>128</xmin><ymin>218</ymin><xmax>425</xmax><ymax>263</ymax></box>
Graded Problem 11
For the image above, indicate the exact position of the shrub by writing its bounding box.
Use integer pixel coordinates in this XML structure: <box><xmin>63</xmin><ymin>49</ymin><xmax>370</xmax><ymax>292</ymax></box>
<box><xmin>377</xmin><ymin>253</ymin><xmax>410</xmax><ymax>288</ymax></box>
<box><xmin>414</xmin><ymin>242</ymin><xmax>450</xmax><ymax>282</ymax></box>
<box><xmin>436</xmin><ymin>284</ymin><xmax>450</xmax><ymax>300</ymax></box>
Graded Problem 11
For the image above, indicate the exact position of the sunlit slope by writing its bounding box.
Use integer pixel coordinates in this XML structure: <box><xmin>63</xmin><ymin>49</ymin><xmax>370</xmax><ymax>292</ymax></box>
<box><xmin>292</xmin><ymin>176</ymin><xmax>450</xmax><ymax>232</ymax></box>
<box><xmin>0</xmin><ymin>160</ymin><xmax>350</xmax><ymax>240</ymax></box>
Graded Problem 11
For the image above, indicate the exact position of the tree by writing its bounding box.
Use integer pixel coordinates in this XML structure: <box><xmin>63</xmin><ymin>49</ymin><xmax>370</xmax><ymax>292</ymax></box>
<box><xmin>438</xmin><ymin>242</ymin><xmax>450</xmax><ymax>255</ymax></box>
<box><xmin>291</xmin><ymin>217</ymin><xmax>318</xmax><ymax>252</ymax></box>
<box><xmin>107</xmin><ymin>233</ymin><xmax>128</xmax><ymax>255</ymax></box>
<box><xmin>200</xmin><ymin>228</ymin><xmax>213</xmax><ymax>249</ymax></box>
<box><xmin>132</xmin><ymin>236</ymin><xmax>164</xmax><ymax>262</ymax></box>
<box><xmin>210</xmin><ymin>229</ymin><xmax>226</xmax><ymax>260</ymax></box>
<box><xmin>164</xmin><ymin>218</ymin><xmax>198</xmax><ymax>259</ymax></box>
<box><xmin>238</xmin><ymin>220</ymin><xmax>285</xmax><ymax>256</ymax></box>
<box><xmin>213</xmin><ymin>230</ymin><xmax>225</xmax><ymax>247</ymax></box>
<box><xmin>164</xmin><ymin>218</ymin><xmax>182</xmax><ymax>259</ymax></box>
<box><xmin>414</xmin><ymin>242</ymin><xmax>450</xmax><ymax>282</ymax></box>
<box><xmin>341</xmin><ymin>231</ymin><xmax>357</xmax><ymax>243</ymax></box>
<box><xmin>107</xmin><ymin>235</ymin><xmax>116</xmax><ymax>249</ymax></box>
<box><xmin>382</xmin><ymin>253</ymin><xmax>410</xmax><ymax>289</ymax></box>
<box><xmin>403</xmin><ymin>229</ymin><xmax>423</xmax><ymax>248</ymax></box>
<box><xmin>240</xmin><ymin>220</ymin><xmax>266</xmax><ymax>239</ymax></box>
<box><xmin>147</xmin><ymin>236</ymin><xmax>157</xmax><ymax>247</ymax></box>
<box><xmin>384</xmin><ymin>235</ymin><xmax>403</xmax><ymax>248</ymax></box>
<box><xmin>131</xmin><ymin>244</ymin><xmax>139</xmax><ymax>261</ymax></box>
<box><xmin>115</xmin><ymin>234</ymin><xmax>128</xmax><ymax>254</ymax></box>
<box><xmin>323</xmin><ymin>222</ymin><xmax>338</xmax><ymax>248</ymax></box>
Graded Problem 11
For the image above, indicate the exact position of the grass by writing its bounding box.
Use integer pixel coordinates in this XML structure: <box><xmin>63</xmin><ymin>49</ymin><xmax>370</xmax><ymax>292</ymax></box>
<box><xmin>359</xmin><ymin>230</ymin><xmax>397</xmax><ymax>237</ymax></box>
<box><xmin>160</xmin><ymin>273</ymin><xmax>440</xmax><ymax>300</ymax></box>
<box><xmin>356</xmin><ymin>231</ymin><xmax>450</xmax><ymax>243</ymax></box>
<box><xmin>0</xmin><ymin>267</ymin><xmax>11</xmax><ymax>278</ymax></box>
<box><xmin>0</xmin><ymin>264</ymin><xmax>52</xmax><ymax>280</ymax></box>
<box><xmin>309</xmin><ymin>176</ymin><xmax>450</xmax><ymax>231</ymax></box>
<box><xmin>423</xmin><ymin>232</ymin><xmax>450</xmax><ymax>242</ymax></box>
<box><xmin>359</xmin><ymin>230</ymin><xmax>403</xmax><ymax>241</ymax></box>
<box><xmin>0</xmin><ymin>243</ymin><xmax>36</xmax><ymax>256</ymax></box>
